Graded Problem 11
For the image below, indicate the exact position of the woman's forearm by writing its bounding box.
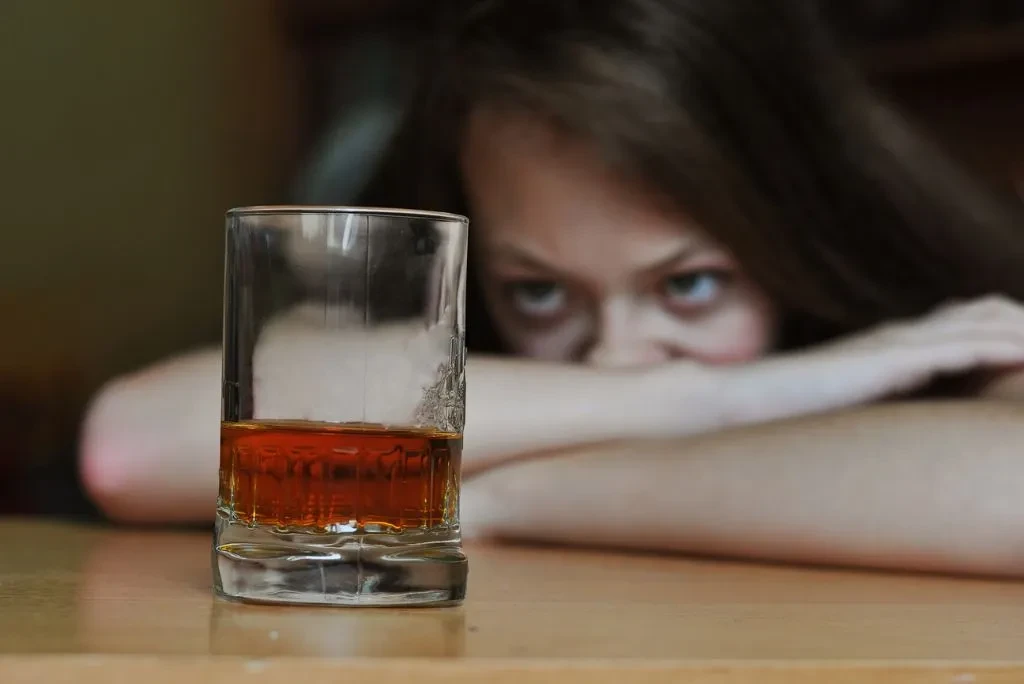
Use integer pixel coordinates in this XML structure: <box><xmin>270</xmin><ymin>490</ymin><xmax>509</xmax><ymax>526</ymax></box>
<box><xmin>463</xmin><ymin>400</ymin><xmax>1024</xmax><ymax>577</ymax></box>
<box><xmin>462</xmin><ymin>356</ymin><xmax>704</xmax><ymax>474</ymax></box>
<box><xmin>80</xmin><ymin>350</ymin><xmax>699</xmax><ymax>522</ymax></box>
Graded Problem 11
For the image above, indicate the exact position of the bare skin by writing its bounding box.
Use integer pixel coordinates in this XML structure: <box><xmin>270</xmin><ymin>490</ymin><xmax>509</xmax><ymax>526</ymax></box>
<box><xmin>462</xmin><ymin>401</ymin><xmax>1024</xmax><ymax>578</ymax></box>
<box><xmin>80</xmin><ymin>109</ymin><xmax>1024</xmax><ymax>575</ymax></box>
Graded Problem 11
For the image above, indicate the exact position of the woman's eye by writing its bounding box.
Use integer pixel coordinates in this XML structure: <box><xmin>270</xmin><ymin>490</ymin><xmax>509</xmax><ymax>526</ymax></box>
<box><xmin>505</xmin><ymin>281</ymin><xmax>568</xmax><ymax>317</ymax></box>
<box><xmin>662</xmin><ymin>271</ymin><xmax>728</xmax><ymax>310</ymax></box>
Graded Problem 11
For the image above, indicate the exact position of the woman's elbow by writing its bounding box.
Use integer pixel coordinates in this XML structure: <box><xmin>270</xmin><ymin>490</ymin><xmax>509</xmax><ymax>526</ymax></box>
<box><xmin>78</xmin><ymin>372</ymin><xmax>217</xmax><ymax>525</ymax></box>
<box><xmin>79</xmin><ymin>378</ymin><xmax>151</xmax><ymax>522</ymax></box>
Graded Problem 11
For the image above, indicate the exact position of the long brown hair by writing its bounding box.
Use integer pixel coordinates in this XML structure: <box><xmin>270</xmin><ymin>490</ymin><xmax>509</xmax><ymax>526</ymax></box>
<box><xmin>364</xmin><ymin>0</ymin><xmax>1024</xmax><ymax>352</ymax></box>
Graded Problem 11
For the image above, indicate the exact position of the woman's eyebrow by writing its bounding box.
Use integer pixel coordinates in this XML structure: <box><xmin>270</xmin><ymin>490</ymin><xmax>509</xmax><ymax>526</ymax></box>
<box><xmin>637</xmin><ymin>245</ymin><xmax>701</xmax><ymax>275</ymax></box>
<box><xmin>488</xmin><ymin>242</ymin><xmax>565</xmax><ymax>274</ymax></box>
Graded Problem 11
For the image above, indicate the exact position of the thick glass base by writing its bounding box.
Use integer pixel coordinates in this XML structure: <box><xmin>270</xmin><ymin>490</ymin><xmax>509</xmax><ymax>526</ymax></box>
<box><xmin>212</xmin><ymin>511</ymin><xmax>468</xmax><ymax>607</ymax></box>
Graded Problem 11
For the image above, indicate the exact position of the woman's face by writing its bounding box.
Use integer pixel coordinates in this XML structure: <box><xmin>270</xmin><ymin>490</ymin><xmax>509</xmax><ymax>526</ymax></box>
<box><xmin>461</xmin><ymin>107</ymin><xmax>777</xmax><ymax>368</ymax></box>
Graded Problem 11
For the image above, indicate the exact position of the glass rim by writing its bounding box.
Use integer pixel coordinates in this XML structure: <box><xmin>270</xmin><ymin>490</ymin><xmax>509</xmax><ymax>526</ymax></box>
<box><xmin>226</xmin><ymin>205</ymin><xmax>468</xmax><ymax>224</ymax></box>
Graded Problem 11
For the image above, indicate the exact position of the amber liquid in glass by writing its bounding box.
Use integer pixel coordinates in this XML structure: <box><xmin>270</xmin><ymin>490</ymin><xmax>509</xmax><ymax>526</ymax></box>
<box><xmin>218</xmin><ymin>421</ymin><xmax>461</xmax><ymax>532</ymax></box>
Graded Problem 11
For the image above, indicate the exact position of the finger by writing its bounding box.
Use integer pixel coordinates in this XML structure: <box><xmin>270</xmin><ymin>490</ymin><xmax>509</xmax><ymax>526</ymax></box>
<box><xmin>931</xmin><ymin>295</ymin><xmax>1024</xmax><ymax>325</ymax></box>
<box><xmin>901</xmin><ymin>305</ymin><xmax>1024</xmax><ymax>347</ymax></box>
<box><xmin>887</xmin><ymin>339</ymin><xmax>1024</xmax><ymax>384</ymax></box>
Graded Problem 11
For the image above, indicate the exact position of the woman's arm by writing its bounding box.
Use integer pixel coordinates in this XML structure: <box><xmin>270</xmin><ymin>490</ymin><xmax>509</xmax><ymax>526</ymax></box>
<box><xmin>461</xmin><ymin>356</ymin><xmax>710</xmax><ymax>474</ymax></box>
<box><xmin>79</xmin><ymin>350</ymin><xmax>701</xmax><ymax>523</ymax></box>
<box><xmin>79</xmin><ymin>348</ymin><xmax>222</xmax><ymax>524</ymax></box>
<box><xmin>462</xmin><ymin>400</ymin><xmax>1024</xmax><ymax>577</ymax></box>
<box><xmin>81</xmin><ymin>295</ymin><xmax>1024</xmax><ymax>525</ymax></box>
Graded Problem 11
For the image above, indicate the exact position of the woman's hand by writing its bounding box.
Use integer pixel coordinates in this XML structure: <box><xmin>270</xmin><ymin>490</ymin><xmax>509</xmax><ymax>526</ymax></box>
<box><xmin>710</xmin><ymin>295</ymin><xmax>1024</xmax><ymax>427</ymax></box>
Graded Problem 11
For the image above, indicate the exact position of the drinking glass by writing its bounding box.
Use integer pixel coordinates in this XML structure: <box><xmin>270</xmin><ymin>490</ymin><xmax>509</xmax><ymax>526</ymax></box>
<box><xmin>213</xmin><ymin>206</ymin><xmax>469</xmax><ymax>606</ymax></box>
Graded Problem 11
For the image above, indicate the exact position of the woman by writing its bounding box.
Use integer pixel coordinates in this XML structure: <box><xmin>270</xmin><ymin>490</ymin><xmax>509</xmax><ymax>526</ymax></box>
<box><xmin>82</xmin><ymin>0</ymin><xmax>1024</xmax><ymax>575</ymax></box>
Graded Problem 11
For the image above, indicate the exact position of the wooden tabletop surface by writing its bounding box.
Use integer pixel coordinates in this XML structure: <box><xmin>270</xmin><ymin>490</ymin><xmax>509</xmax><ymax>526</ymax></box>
<box><xmin>1</xmin><ymin>518</ymin><xmax>1023</xmax><ymax>683</ymax></box>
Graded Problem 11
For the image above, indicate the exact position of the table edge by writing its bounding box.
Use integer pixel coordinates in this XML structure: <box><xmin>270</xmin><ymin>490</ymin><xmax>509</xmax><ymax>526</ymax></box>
<box><xmin>2</xmin><ymin>654</ymin><xmax>1023</xmax><ymax>684</ymax></box>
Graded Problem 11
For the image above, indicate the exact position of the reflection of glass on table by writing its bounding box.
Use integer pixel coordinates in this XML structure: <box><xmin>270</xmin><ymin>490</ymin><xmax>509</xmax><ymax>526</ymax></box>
<box><xmin>210</xmin><ymin>601</ymin><xmax>466</xmax><ymax>658</ymax></box>
<box><xmin>214</xmin><ymin>207</ymin><xmax>469</xmax><ymax>607</ymax></box>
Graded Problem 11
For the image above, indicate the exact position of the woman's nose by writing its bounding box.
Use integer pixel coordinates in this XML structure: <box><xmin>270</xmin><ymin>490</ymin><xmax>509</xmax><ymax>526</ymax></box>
<box><xmin>583</xmin><ymin>302</ymin><xmax>672</xmax><ymax>369</ymax></box>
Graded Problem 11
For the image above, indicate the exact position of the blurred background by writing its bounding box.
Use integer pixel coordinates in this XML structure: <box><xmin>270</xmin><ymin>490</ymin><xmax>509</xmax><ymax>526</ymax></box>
<box><xmin>1</xmin><ymin>0</ymin><xmax>1023</xmax><ymax>518</ymax></box>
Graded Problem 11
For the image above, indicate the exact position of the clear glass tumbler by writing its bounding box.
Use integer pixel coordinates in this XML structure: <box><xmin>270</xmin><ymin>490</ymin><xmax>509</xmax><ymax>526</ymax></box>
<box><xmin>213</xmin><ymin>206</ymin><xmax>469</xmax><ymax>606</ymax></box>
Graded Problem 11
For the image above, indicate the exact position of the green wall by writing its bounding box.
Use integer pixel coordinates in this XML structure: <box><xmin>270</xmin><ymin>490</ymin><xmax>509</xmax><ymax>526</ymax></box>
<box><xmin>0</xmin><ymin>0</ymin><xmax>300</xmax><ymax>389</ymax></box>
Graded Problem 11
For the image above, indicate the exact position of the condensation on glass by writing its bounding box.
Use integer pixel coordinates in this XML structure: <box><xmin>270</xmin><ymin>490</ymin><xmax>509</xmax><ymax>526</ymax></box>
<box><xmin>213</xmin><ymin>206</ymin><xmax>469</xmax><ymax>606</ymax></box>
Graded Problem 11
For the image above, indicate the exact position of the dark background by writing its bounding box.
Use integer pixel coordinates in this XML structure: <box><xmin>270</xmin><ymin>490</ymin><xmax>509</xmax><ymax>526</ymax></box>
<box><xmin>1</xmin><ymin>0</ymin><xmax>1022</xmax><ymax>518</ymax></box>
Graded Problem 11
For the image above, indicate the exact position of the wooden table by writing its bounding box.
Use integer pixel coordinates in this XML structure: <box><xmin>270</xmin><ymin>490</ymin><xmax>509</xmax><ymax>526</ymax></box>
<box><xmin>2</xmin><ymin>519</ymin><xmax>1023</xmax><ymax>683</ymax></box>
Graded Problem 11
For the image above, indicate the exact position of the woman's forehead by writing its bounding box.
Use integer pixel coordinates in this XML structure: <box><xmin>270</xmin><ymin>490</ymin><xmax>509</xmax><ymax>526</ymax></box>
<box><xmin>461</xmin><ymin>106</ymin><xmax>717</xmax><ymax>260</ymax></box>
